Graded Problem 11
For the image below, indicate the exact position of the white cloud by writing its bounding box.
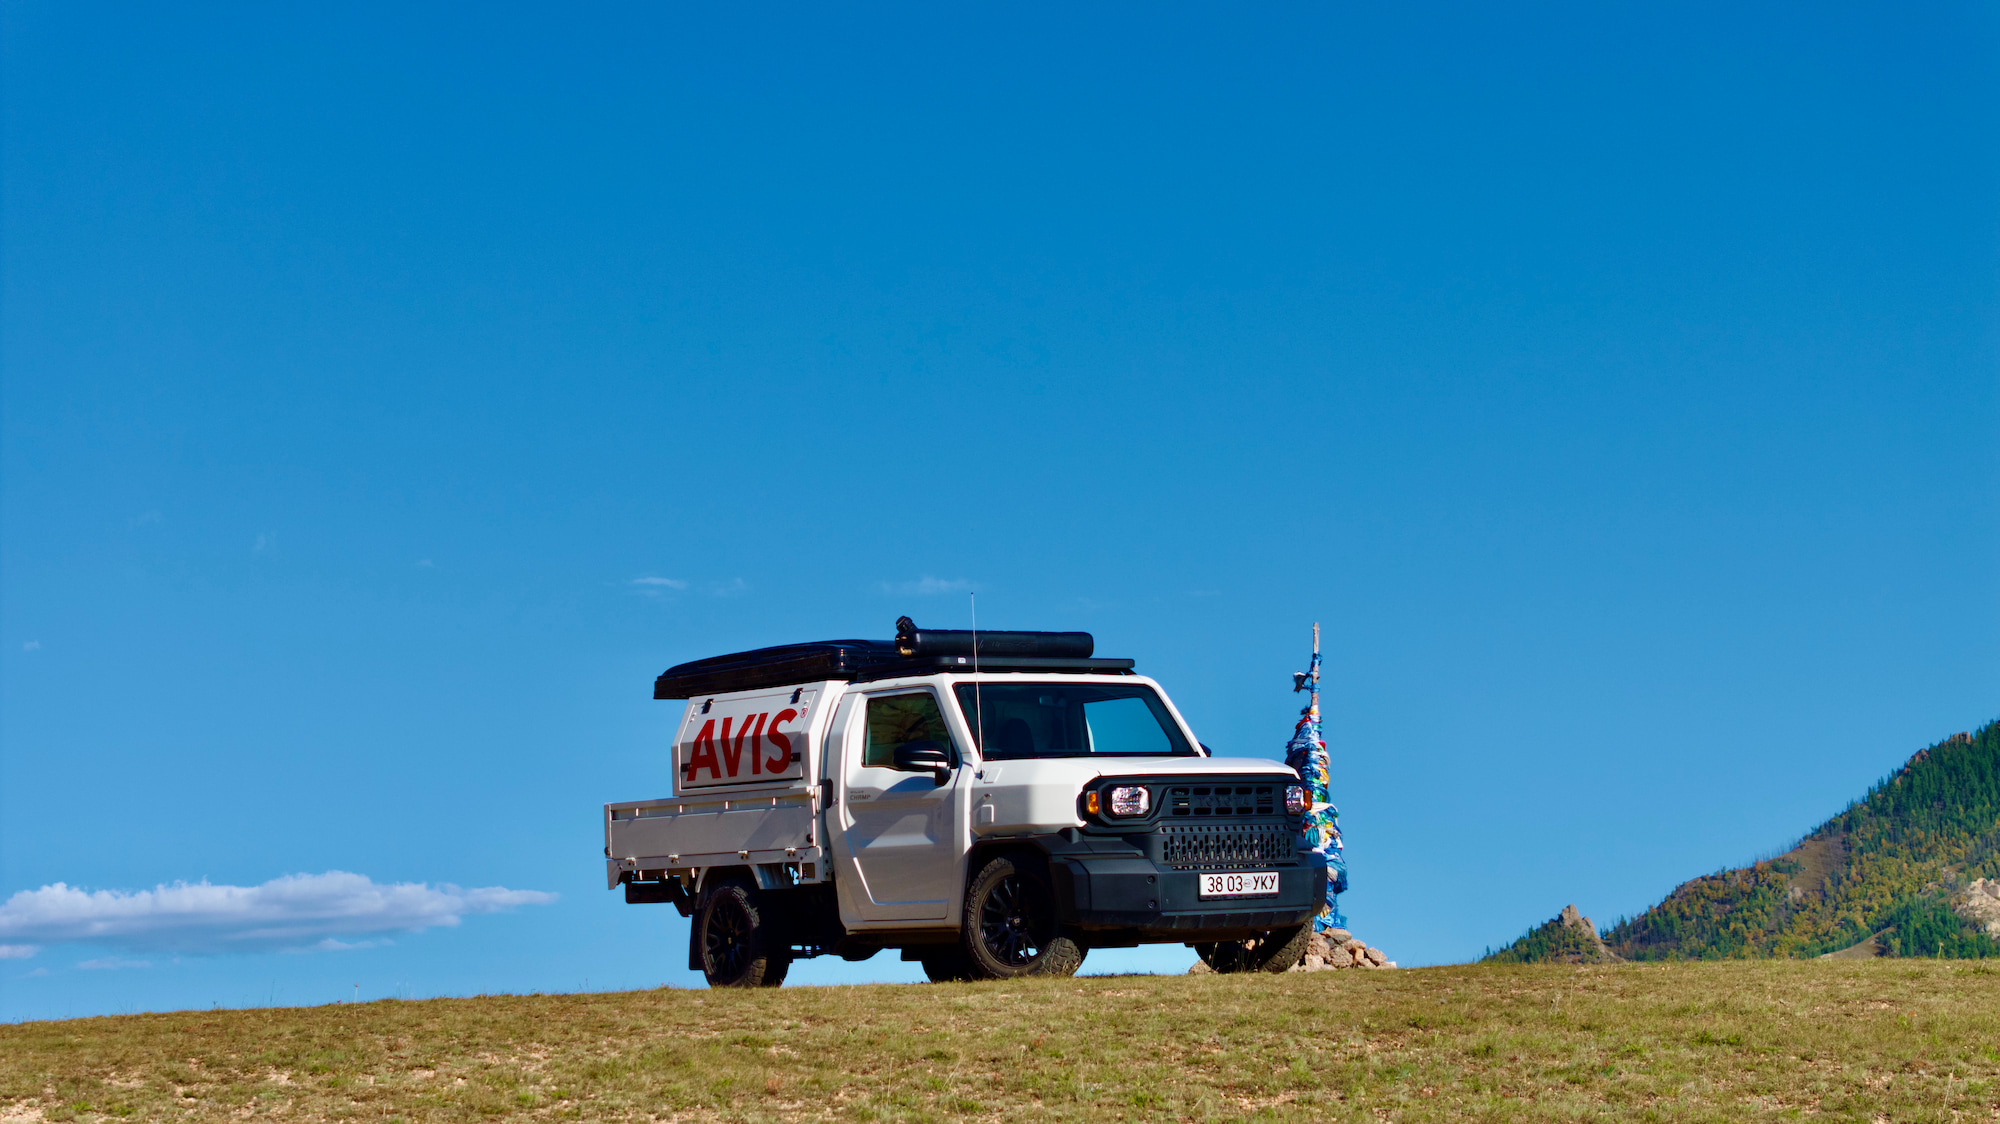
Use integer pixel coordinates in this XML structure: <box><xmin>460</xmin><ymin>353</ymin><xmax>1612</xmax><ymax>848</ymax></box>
<box><xmin>878</xmin><ymin>576</ymin><xmax>975</xmax><ymax>597</ymax></box>
<box><xmin>253</xmin><ymin>533</ymin><xmax>273</xmax><ymax>554</ymax></box>
<box><xmin>0</xmin><ymin>872</ymin><xmax>556</xmax><ymax>955</ymax></box>
<box><xmin>19</xmin><ymin>967</ymin><xmax>49</xmax><ymax>978</ymax></box>
<box><xmin>302</xmin><ymin>937</ymin><xmax>391</xmax><ymax>952</ymax></box>
<box><xmin>20</xmin><ymin>641</ymin><xmax>38</xmax><ymax>652</ymax></box>
<box><xmin>630</xmin><ymin>576</ymin><xmax>748</xmax><ymax>597</ymax></box>
<box><xmin>77</xmin><ymin>958</ymin><xmax>151</xmax><ymax>971</ymax></box>
<box><xmin>415</xmin><ymin>559</ymin><xmax>435</xmax><ymax>568</ymax></box>
<box><xmin>0</xmin><ymin>943</ymin><xmax>34</xmax><ymax>959</ymax></box>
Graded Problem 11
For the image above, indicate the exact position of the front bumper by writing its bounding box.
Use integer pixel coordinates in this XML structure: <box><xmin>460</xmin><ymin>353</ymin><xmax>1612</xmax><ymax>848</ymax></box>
<box><xmin>1041</xmin><ymin>834</ymin><xmax>1327</xmax><ymax>943</ymax></box>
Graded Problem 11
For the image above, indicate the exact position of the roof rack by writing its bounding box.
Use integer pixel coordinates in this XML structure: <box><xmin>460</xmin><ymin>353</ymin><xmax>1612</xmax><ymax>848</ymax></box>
<box><xmin>652</xmin><ymin>620</ymin><xmax>1135</xmax><ymax>699</ymax></box>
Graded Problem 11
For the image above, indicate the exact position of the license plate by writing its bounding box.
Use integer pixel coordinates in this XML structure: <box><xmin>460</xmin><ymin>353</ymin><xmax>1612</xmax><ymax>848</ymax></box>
<box><xmin>1198</xmin><ymin>871</ymin><xmax>1279</xmax><ymax>898</ymax></box>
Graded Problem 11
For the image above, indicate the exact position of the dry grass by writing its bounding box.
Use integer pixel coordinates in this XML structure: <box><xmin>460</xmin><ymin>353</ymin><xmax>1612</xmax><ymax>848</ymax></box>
<box><xmin>5</xmin><ymin>960</ymin><xmax>2000</xmax><ymax>1122</ymax></box>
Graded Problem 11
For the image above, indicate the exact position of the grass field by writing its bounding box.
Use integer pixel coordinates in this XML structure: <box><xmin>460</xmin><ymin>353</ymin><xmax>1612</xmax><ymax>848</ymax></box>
<box><xmin>6</xmin><ymin>961</ymin><xmax>2000</xmax><ymax>1122</ymax></box>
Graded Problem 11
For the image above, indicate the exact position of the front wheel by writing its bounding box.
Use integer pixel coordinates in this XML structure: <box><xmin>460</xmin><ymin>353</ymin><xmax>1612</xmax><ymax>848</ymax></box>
<box><xmin>961</xmin><ymin>857</ymin><xmax>1084</xmax><ymax>980</ymax></box>
<box><xmin>694</xmin><ymin>879</ymin><xmax>791</xmax><ymax>988</ymax></box>
<box><xmin>1195</xmin><ymin>924</ymin><xmax>1311</xmax><ymax>974</ymax></box>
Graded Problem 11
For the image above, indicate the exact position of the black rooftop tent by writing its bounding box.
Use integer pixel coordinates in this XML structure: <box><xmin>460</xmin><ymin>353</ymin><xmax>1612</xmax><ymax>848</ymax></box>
<box><xmin>652</xmin><ymin>618</ymin><xmax>1134</xmax><ymax>699</ymax></box>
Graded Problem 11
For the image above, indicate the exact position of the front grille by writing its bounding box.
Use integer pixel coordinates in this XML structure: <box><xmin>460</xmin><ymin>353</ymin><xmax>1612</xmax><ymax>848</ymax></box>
<box><xmin>1167</xmin><ymin>785</ymin><xmax>1275</xmax><ymax>817</ymax></box>
<box><xmin>1160</xmin><ymin>823</ymin><xmax>1297</xmax><ymax>870</ymax></box>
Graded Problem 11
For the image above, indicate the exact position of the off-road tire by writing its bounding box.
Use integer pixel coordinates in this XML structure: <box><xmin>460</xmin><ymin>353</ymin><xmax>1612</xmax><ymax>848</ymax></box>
<box><xmin>918</xmin><ymin>946</ymin><xmax>976</xmax><ymax>983</ymax></box>
<box><xmin>1195</xmin><ymin>924</ymin><xmax>1312</xmax><ymax>974</ymax></box>
<box><xmin>694</xmin><ymin>879</ymin><xmax>791</xmax><ymax>988</ymax></box>
<box><xmin>961</xmin><ymin>856</ymin><xmax>1085</xmax><ymax>980</ymax></box>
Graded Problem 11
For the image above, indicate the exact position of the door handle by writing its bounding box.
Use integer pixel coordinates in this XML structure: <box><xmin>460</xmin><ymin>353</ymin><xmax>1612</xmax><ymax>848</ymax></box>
<box><xmin>819</xmin><ymin>778</ymin><xmax>835</xmax><ymax>809</ymax></box>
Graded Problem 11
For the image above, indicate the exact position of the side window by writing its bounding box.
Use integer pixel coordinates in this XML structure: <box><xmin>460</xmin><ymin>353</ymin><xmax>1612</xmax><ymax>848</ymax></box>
<box><xmin>863</xmin><ymin>693</ymin><xmax>954</xmax><ymax>769</ymax></box>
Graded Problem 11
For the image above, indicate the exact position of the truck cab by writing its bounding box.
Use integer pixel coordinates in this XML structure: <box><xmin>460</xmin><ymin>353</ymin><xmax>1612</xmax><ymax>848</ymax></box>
<box><xmin>605</xmin><ymin>619</ymin><xmax>1326</xmax><ymax>986</ymax></box>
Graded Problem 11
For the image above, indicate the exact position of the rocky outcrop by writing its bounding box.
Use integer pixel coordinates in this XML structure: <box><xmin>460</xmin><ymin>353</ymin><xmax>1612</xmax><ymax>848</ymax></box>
<box><xmin>1552</xmin><ymin>905</ymin><xmax>1620</xmax><ymax>963</ymax></box>
<box><xmin>1483</xmin><ymin>904</ymin><xmax>1622</xmax><ymax>964</ymax></box>
<box><xmin>1957</xmin><ymin>878</ymin><xmax>2000</xmax><ymax>938</ymax></box>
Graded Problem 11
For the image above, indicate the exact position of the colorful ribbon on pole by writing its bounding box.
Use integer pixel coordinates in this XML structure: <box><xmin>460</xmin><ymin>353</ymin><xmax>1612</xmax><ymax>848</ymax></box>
<box><xmin>1283</xmin><ymin>622</ymin><xmax>1346</xmax><ymax>931</ymax></box>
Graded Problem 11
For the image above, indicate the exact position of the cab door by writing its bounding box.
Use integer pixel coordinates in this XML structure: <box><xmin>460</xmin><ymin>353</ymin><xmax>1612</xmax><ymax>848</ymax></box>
<box><xmin>828</xmin><ymin>687</ymin><xmax>966</xmax><ymax>922</ymax></box>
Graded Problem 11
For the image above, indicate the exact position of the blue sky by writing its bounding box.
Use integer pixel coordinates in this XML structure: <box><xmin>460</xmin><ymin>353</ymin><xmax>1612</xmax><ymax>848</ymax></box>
<box><xmin>2</xmin><ymin>2</ymin><xmax>1995</xmax><ymax>1021</ymax></box>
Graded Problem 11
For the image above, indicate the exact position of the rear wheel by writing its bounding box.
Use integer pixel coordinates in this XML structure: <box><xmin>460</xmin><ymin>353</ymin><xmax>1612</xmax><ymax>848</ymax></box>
<box><xmin>961</xmin><ymin>857</ymin><xmax>1085</xmax><ymax>980</ymax></box>
<box><xmin>1195</xmin><ymin>924</ymin><xmax>1311</xmax><ymax>974</ymax></box>
<box><xmin>694</xmin><ymin>879</ymin><xmax>791</xmax><ymax>988</ymax></box>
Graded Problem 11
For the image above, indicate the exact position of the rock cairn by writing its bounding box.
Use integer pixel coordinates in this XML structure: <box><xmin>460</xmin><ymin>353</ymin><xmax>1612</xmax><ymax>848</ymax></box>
<box><xmin>1294</xmin><ymin>928</ymin><xmax>1395</xmax><ymax>971</ymax></box>
<box><xmin>1186</xmin><ymin>927</ymin><xmax>1395</xmax><ymax>973</ymax></box>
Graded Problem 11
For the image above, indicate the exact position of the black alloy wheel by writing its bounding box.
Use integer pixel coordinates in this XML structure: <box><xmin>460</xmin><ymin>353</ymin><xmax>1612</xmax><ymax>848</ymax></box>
<box><xmin>695</xmin><ymin>879</ymin><xmax>790</xmax><ymax>988</ymax></box>
<box><xmin>961</xmin><ymin>857</ymin><xmax>1084</xmax><ymax>979</ymax></box>
<box><xmin>979</xmin><ymin>868</ymin><xmax>1043</xmax><ymax>966</ymax></box>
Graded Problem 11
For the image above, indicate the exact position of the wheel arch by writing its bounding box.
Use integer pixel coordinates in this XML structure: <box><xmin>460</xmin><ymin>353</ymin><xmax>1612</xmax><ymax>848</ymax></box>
<box><xmin>966</xmin><ymin>839</ymin><xmax>1080</xmax><ymax>928</ymax></box>
<box><xmin>691</xmin><ymin>864</ymin><xmax>765</xmax><ymax>896</ymax></box>
<box><xmin>965</xmin><ymin>840</ymin><xmax>1050</xmax><ymax>883</ymax></box>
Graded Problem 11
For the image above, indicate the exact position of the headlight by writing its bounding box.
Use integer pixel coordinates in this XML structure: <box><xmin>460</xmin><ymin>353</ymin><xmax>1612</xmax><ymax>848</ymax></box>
<box><xmin>1109</xmin><ymin>785</ymin><xmax>1150</xmax><ymax>816</ymax></box>
<box><xmin>1285</xmin><ymin>784</ymin><xmax>1308</xmax><ymax>815</ymax></box>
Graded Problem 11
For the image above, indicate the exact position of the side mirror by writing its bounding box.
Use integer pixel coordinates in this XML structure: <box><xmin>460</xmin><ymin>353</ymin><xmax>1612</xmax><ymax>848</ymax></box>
<box><xmin>892</xmin><ymin>741</ymin><xmax>952</xmax><ymax>787</ymax></box>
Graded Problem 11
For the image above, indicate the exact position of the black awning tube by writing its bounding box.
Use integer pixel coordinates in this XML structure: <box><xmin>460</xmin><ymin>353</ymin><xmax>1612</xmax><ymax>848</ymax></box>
<box><xmin>895</xmin><ymin>617</ymin><xmax>1093</xmax><ymax>659</ymax></box>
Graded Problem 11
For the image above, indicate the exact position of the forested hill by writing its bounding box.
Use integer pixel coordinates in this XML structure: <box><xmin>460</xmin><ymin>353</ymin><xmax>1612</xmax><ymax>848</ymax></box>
<box><xmin>1489</xmin><ymin>721</ymin><xmax>2000</xmax><ymax>963</ymax></box>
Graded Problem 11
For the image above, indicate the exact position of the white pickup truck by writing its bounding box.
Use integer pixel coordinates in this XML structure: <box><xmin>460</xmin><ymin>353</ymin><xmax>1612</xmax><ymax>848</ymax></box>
<box><xmin>605</xmin><ymin>618</ymin><xmax>1327</xmax><ymax>986</ymax></box>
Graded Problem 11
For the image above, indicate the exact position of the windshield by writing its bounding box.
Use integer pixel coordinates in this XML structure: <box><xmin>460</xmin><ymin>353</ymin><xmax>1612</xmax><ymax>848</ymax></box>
<box><xmin>952</xmin><ymin>682</ymin><xmax>1197</xmax><ymax>759</ymax></box>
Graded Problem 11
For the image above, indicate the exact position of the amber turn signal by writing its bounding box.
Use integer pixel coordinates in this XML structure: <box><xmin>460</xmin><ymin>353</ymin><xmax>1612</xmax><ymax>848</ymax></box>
<box><xmin>1084</xmin><ymin>791</ymin><xmax>1100</xmax><ymax>815</ymax></box>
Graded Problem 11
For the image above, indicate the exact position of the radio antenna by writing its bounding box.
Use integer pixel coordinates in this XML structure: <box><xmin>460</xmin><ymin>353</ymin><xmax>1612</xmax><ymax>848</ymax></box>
<box><xmin>970</xmin><ymin>592</ymin><xmax>985</xmax><ymax>751</ymax></box>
